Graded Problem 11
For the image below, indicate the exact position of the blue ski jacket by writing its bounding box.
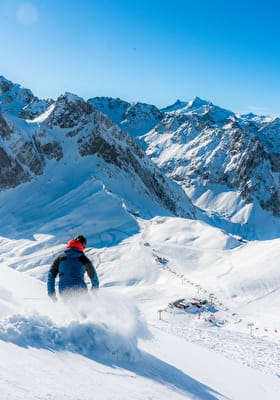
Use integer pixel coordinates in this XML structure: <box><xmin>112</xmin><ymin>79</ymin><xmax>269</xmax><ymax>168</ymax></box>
<box><xmin>47</xmin><ymin>245</ymin><xmax>99</xmax><ymax>298</ymax></box>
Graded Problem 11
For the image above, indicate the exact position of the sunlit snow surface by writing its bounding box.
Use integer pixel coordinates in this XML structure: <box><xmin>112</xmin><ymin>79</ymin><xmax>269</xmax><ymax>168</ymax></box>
<box><xmin>0</xmin><ymin>212</ymin><xmax>280</xmax><ymax>399</ymax></box>
<box><xmin>0</xmin><ymin>157</ymin><xmax>279</xmax><ymax>399</ymax></box>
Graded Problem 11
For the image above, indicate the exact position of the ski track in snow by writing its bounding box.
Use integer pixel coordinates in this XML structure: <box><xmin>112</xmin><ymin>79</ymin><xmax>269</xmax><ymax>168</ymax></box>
<box><xmin>1</xmin><ymin>215</ymin><xmax>280</xmax><ymax>398</ymax></box>
<box><xmin>156</xmin><ymin>321</ymin><xmax>280</xmax><ymax>378</ymax></box>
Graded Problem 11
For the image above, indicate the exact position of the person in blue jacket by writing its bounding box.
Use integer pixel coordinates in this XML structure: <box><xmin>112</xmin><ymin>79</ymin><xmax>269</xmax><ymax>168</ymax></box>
<box><xmin>47</xmin><ymin>235</ymin><xmax>99</xmax><ymax>301</ymax></box>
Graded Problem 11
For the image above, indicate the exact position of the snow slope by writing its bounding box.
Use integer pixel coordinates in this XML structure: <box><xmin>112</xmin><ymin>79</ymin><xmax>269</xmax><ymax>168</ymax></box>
<box><xmin>0</xmin><ymin>206</ymin><xmax>280</xmax><ymax>399</ymax></box>
<box><xmin>0</xmin><ymin>242</ymin><xmax>279</xmax><ymax>400</ymax></box>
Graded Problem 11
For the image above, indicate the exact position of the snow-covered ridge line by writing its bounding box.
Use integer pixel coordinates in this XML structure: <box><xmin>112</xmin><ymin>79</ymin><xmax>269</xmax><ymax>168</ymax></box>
<box><xmin>0</xmin><ymin>76</ymin><xmax>195</xmax><ymax>224</ymax></box>
<box><xmin>86</xmin><ymin>92</ymin><xmax>280</xmax><ymax>239</ymax></box>
<box><xmin>1</xmin><ymin>75</ymin><xmax>280</xmax><ymax>239</ymax></box>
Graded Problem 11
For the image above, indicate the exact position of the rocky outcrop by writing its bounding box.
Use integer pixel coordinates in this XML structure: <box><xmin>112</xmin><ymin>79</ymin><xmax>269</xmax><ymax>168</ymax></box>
<box><xmin>73</xmin><ymin>92</ymin><xmax>280</xmax><ymax>220</ymax></box>
<box><xmin>48</xmin><ymin>93</ymin><xmax>94</xmax><ymax>129</ymax></box>
<box><xmin>0</xmin><ymin>77</ymin><xmax>194</xmax><ymax>219</ymax></box>
<box><xmin>0</xmin><ymin>113</ymin><xmax>13</xmax><ymax>138</ymax></box>
<box><xmin>78</xmin><ymin>124</ymin><xmax>187</xmax><ymax>216</ymax></box>
<box><xmin>34</xmin><ymin>138</ymin><xmax>63</xmax><ymax>161</ymax></box>
<box><xmin>0</xmin><ymin>76</ymin><xmax>35</xmax><ymax>115</ymax></box>
<box><xmin>0</xmin><ymin>147</ymin><xmax>31</xmax><ymax>190</ymax></box>
<box><xmin>19</xmin><ymin>98</ymin><xmax>54</xmax><ymax>120</ymax></box>
<box><xmin>144</xmin><ymin>99</ymin><xmax>280</xmax><ymax>217</ymax></box>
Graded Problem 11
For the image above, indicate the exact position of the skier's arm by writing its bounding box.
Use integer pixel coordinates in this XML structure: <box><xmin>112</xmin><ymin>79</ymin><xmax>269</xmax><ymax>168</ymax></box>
<box><xmin>47</xmin><ymin>256</ymin><xmax>60</xmax><ymax>298</ymax></box>
<box><xmin>80</xmin><ymin>255</ymin><xmax>99</xmax><ymax>288</ymax></box>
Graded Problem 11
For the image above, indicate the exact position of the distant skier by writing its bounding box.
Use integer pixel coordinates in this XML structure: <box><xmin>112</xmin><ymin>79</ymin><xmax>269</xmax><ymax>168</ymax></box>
<box><xmin>47</xmin><ymin>235</ymin><xmax>99</xmax><ymax>302</ymax></box>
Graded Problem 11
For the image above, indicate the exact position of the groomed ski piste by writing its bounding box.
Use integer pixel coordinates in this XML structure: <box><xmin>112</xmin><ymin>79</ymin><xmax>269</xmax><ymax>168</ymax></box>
<box><xmin>0</xmin><ymin>159</ymin><xmax>280</xmax><ymax>400</ymax></box>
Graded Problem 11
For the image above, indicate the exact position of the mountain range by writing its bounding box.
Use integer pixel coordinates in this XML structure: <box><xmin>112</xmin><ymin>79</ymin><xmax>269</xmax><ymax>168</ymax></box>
<box><xmin>1</xmin><ymin>75</ymin><xmax>279</xmax><ymax>240</ymax></box>
<box><xmin>90</xmin><ymin>94</ymin><xmax>280</xmax><ymax>239</ymax></box>
<box><xmin>0</xmin><ymin>76</ymin><xmax>194</xmax><ymax>232</ymax></box>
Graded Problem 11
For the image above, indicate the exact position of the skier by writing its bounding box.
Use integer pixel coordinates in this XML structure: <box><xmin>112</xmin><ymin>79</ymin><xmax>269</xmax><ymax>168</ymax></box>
<box><xmin>47</xmin><ymin>235</ymin><xmax>99</xmax><ymax>302</ymax></box>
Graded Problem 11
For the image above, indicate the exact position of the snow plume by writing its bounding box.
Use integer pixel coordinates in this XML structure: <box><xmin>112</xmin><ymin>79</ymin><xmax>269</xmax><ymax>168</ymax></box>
<box><xmin>0</xmin><ymin>290</ymin><xmax>149</xmax><ymax>362</ymax></box>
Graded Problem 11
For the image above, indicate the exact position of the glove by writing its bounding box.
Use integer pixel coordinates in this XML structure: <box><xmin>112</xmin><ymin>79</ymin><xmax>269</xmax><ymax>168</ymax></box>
<box><xmin>91</xmin><ymin>283</ymin><xmax>99</xmax><ymax>290</ymax></box>
<box><xmin>91</xmin><ymin>279</ymin><xmax>99</xmax><ymax>289</ymax></box>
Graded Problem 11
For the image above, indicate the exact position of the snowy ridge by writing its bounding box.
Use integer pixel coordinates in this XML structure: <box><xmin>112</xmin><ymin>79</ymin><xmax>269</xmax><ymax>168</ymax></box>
<box><xmin>0</xmin><ymin>75</ymin><xmax>53</xmax><ymax>118</ymax></box>
<box><xmin>87</xmin><ymin>92</ymin><xmax>280</xmax><ymax>239</ymax></box>
<box><xmin>143</xmin><ymin>99</ymin><xmax>280</xmax><ymax>239</ymax></box>
<box><xmin>0</xmin><ymin>78</ymin><xmax>194</xmax><ymax>219</ymax></box>
<box><xmin>88</xmin><ymin>96</ymin><xmax>163</xmax><ymax>136</ymax></box>
<box><xmin>161</xmin><ymin>99</ymin><xmax>188</xmax><ymax>113</ymax></box>
<box><xmin>87</xmin><ymin>96</ymin><xmax>130</xmax><ymax>124</ymax></box>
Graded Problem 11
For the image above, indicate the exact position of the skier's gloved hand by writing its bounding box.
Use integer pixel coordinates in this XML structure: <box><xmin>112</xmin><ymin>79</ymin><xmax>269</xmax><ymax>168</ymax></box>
<box><xmin>91</xmin><ymin>283</ymin><xmax>99</xmax><ymax>290</ymax></box>
<box><xmin>91</xmin><ymin>277</ymin><xmax>99</xmax><ymax>289</ymax></box>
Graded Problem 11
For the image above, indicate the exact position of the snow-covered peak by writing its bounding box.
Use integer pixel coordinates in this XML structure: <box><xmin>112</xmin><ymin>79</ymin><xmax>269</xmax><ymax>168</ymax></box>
<box><xmin>88</xmin><ymin>97</ymin><xmax>130</xmax><ymax>124</ymax></box>
<box><xmin>161</xmin><ymin>99</ymin><xmax>188</xmax><ymax>113</ymax></box>
<box><xmin>124</xmin><ymin>101</ymin><xmax>162</xmax><ymax>117</ymax></box>
<box><xmin>88</xmin><ymin>97</ymin><xmax>163</xmax><ymax>136</ymax></box>
<box><xmin>0</xmin><ymin>81</ymin><xmax>194</xmax><ymax>219</ymax></box>
<box><xmin>0</xmin><ymin>75</ymin><xmax>54</xmax><ymax>120</ymax></box>
<box><xmin>240</xmin><ymin>112</ymin><xmax>257</xmax><ymax>119</ymax></box>
<box><xmin>0</xmin><ymin>76</ymin><xmax>35</xmax><ymax>115</ymax></box>
<box><xmin>238</xmin><ymin>112</ymin><xmax>274</xmax><ymax>125</ymax></box>
<box><xmin>120</xmin><ymin>101</ymin><xmax>163</xmax><ymax>136</ymax></box>
<box><xmin>44</xmin><ymin>92</ymin><xmax>94</xmax><ymax>129</ymax></box>
<box><xmin>59</xmin><ymin>92</ymin><xmax>85</xmax><ymax>103</ymax></box>
<box><xmin>160</xmin><ymin>96</ymin><xmax>233</xmax><ymax>122</ymax></box>
<box><xmin>0</xmin><ymin>76</ymin><xmax>14</xmax><ymax>94</ymax></box>
<box><xmin>144</xmin><ymin>96</ymin><xmax>280</xmax><ymax>238</ymax></box>
<box><xmin>161</xmin><ymin>97</ymin><xmax>211</xmax><ymax>115</ymax></box>
<box><xmin>187</xmin><ymin>96</ymin><xmax>211</xmax><ymax>109</ymax></box>
<box><xmin>183</xmin><ymin>97</ymin><xmax>233</xmax><ymax>121</ymax></box>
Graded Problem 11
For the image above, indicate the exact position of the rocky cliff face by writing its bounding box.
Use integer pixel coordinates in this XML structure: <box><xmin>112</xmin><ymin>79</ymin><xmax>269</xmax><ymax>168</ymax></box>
<box><xmin>0</xmin><ymin>111</ymin><xmax>62</xmax><ymax>190</ymax></box>
<box><xmin>0</xmin><ymin>78</ymin><xmax>194</xmax><ymax>219</ymax></box>
<box><xmin>2</xmin><ymin>76</ymin><xmax>279</xmax><ymax>236</ymax></box>
<box><xmin>88</xmin><ymin>94</ymin><xmax>280</xmax><ymax>221</ymax></box>
<box><xmin>0</xmin><ymin>76</ymin><xmax>35</xmax><ymax>115</ymax></box>
<box><xmin>0</xmin><ymin>76</ymin><xmax>54</xmax><ymax>120</ymax></box>
<box><xmin>142</xmin><ymin>98</ymin><xmax>280</xmax><ymax>235</ymax></box>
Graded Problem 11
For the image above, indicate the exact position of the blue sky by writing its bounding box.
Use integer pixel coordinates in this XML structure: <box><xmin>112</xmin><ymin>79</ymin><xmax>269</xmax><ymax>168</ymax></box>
<box><xmin>1</xmin><ymin>0</ymin><xmax>280</xmax><ymax>115</ymax></box>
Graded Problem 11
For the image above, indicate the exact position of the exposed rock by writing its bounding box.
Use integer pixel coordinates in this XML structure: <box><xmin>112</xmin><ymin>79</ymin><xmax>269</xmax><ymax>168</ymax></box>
<box><xmin>19</xmin><ymin>98</ymin><xmax>54</xmax><ymax>120</ymax></box>
<box><xmin>78</xmin><ymin>124</ymin><xmax>191</xmax><ymax>217</ymax></box>
<box><xmin>0</xmin><ymin>113</ymin><xmax>13</xmax><ymax>138</ymax></box>
<box><xmin>0</xmin><ymin>76</ymin><xmax>14</xmax><ymax>94</ymax></box>
<box><xmin>47</xmin><ymin>93</ymin><xmax>94</xmax><ymax>129</ymax></box>
<box><xmin>0</xmin><ymin>78</ymin><xmax>194</xmax><ymax>218</ymax></box>
<box><xmin>79</xmin><ymin>135</ymin><xmax>122</xmax><ymax>168</ymax></box>
<box><xmin>144</xmin><ymin>101</ymin><xmax>280</xmax><ymax>218</ymax></box>
<box><xmin>0</xmin><ymin>147</ymin><xmax>31</xmax><ymax>190</ymax></box>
